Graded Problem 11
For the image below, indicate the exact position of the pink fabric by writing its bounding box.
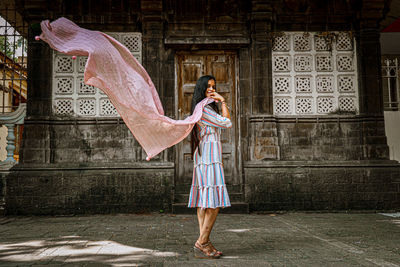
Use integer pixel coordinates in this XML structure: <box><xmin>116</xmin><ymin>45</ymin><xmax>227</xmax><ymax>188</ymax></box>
<box><xmin>40</xmin><ymin>17</ymin><xmax>213</xmax><ymax>159</ymax></box>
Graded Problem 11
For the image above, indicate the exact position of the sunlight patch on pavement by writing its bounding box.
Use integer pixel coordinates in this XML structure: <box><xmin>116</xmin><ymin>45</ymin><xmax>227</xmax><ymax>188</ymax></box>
<box><xmin>379</xmin><ymin>212</ymin><xmax>400</xmax><ymax>218</ymax></box>
<box><xmin>0</xmin><ymin>236</ymin><xmax>179</xmax><ymax>266</ymax></box>
<box><xmin>224</xmin><ymin>228</ymin><xmax>252</xmax><ymax>233</ymax></box>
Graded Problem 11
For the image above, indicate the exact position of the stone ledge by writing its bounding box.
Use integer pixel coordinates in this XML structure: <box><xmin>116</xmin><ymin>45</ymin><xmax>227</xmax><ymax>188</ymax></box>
<box><xmin>244</xmin><ymin>160</ymin><xmax>400</xmax><ymax>168</ymax></box>
<box><xmin>10</xmin><ymin>162</ymin><xmax>175</xmax><ymax>171</ymax></box>
<box><xmin>249</xmin><ymin>114</ymin><xmax>385</xmax><ymax>123</ymax></box>
<box><xmin>24</xmin><ymin>117</ymin><xmax>123</xmax><ymax>125</ymax></box>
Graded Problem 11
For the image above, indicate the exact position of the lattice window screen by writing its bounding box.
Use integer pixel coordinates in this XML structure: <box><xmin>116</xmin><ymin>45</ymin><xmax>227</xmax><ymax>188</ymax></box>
<box><xmin>272</xmin><ymin>32</ymin><xmax>358</xmax><ymax>115</ymax></box>
<box><xmin>52</xmin><ymin>32</ymin><xmax>142</xmax><ymax>117</ymax></box>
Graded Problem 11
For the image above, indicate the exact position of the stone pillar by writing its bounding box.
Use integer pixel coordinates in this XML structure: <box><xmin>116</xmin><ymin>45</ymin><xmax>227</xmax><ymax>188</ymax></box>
<box><xmin>141</xmin><ymin>0</ymin><xmax>163</xmax><ymax>100</ymax></box>
<box><xmin>27</xmin><ymin>23</ymin><xmax>53</xmax><ymax>117</ymax></box>
<box><xmin>250</xmin><ymin>1</ymin><xmax>273</xmax><ymax>115</ymax></box>
<box><xmin>247</xmin><ymin>1</ymin><xmax>279</xmax><ymax>161</ymax></box>
<box><xmin>356</xmin><ymin>1</ymin><xmax>390</xmax><ymax>160</ymax></box>
<box><xmin>141</xmin><ymin>0</ymin><xmax>173</xmax><ymax>161</ymax></box>
<box><xmin>357</xmin><ymin>26</ymin><xmax>384</xmax><ymax>115</ymax></box>
<box><xmin>19</xmin><ymin>23</ymin><xmax>52</xmax><ymax>163</ymax></box>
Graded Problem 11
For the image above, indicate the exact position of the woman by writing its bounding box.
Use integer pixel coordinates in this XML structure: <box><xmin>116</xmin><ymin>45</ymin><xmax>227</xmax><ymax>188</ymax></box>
<box><xmin>188</xmin><ymin>75</ymin><xmax>232</xmax><ymax>259</ymax></box>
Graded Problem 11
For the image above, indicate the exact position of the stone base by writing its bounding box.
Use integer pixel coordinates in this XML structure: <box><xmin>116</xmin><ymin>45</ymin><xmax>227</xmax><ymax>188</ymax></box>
<box><xmin>6</xmin><ymin>160</ymin><xmax>400</xmax><ymax>215</ymax></box>
<box><xmin>5</xmin><ymin>163</ymin><xmax>174</xmax><ymax>215</ymax></box>
<box><xmin>244</xmin><ymin>160</ymin><xmax>400</xmax><ymax>212</ymax></box>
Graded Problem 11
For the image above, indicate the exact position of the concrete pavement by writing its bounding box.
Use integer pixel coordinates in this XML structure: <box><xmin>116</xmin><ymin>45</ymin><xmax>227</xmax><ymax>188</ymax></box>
<box><xmin>0</xmin><ymin>212</ymin><xmax>399</xmax><ymax>266</ymax></box>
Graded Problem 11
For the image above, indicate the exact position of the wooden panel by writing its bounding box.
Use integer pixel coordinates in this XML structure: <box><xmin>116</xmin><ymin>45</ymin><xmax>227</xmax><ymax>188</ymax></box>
<box><xmin>176</xmin><ymin>51</ymin><xmax>239</xmax><ymax>189</ymax></box>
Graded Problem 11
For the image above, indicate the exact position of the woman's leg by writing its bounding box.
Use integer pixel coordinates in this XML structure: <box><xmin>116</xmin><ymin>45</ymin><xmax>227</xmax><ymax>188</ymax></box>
<box><xmin>198</xmin><ymin>208</ymin><xmax>220</xmax><ymax>244</ymax></box>
<box><xmin>197</xmin><ymin>208</ymin><xmax>206</xmax><ymax>234</ymax></box>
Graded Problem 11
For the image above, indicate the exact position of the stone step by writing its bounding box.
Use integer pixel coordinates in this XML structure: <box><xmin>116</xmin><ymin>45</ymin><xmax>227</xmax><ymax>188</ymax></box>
<box><xmin>174</xmin><ymin>192</ymin><xmax>244</xmax><ymax>203</ymax></box>
<box><xmin>172</xmin><ymin>202</ymin><xmax>249</xmax><ymax>214</ymax></box>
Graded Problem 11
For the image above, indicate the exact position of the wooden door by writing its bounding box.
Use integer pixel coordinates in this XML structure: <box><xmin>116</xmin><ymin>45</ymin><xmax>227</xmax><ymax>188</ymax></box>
<box><xmin>175</xmin><ymin>51</ymin><xmax>239</xmax><ymax>192</ymax></box>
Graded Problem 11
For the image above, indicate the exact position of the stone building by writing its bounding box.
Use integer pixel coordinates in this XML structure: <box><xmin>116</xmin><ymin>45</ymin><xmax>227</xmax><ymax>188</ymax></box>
<box><xmin>1</xmin><ymin>0</ymin><xmax>399</xmax><ymax>215</ymax></box>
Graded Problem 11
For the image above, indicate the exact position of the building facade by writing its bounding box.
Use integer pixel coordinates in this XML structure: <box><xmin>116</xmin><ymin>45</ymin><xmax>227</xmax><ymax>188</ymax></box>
<box><xmin>2</xmin><ymin>0</ymin><xmax>400</xmax><ymax>214</ymax></box>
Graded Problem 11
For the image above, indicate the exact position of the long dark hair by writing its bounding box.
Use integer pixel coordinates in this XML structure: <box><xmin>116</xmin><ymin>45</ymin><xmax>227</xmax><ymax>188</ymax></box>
<box><xmin>190</xmin><ymin>75</ymin><xmax>219</xmax><ymax>157</ymax></box>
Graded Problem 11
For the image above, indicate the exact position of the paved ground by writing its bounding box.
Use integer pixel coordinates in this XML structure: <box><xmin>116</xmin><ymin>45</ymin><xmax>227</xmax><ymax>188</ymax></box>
<box><xmin>0</xmin><ymin>212</ymin><xmax>399</xmax><ymax>266</ymax></box>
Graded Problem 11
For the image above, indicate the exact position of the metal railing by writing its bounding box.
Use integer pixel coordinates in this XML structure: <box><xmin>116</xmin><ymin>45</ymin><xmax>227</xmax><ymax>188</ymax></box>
<box><xmin>382</xmin><ymin>57</ymin><xmax>400</xmax><ymax>111</ymax></box>
<box><xmin>0</xmin><ymin>6</ymin><xmax>28</xmax><ymax>167</ymax></box>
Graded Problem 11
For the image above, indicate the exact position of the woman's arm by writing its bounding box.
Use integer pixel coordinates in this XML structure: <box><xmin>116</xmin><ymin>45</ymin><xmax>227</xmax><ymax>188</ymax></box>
<box><xmin>201</xmin><ymin>106</ymin><xmax>232</xmax><ymax>129</ymax></box>
<box><xmin>209</xmin><ymin>92</ymin><xmax>230</xmax><ymax>120</ymax></box>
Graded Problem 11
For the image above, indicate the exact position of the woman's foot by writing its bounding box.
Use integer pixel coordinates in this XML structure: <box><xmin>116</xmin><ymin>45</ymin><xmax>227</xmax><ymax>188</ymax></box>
<box><xmin>194</xmin><ymin>240</ymin><xmax>220</xmax><ymax>259</ymax></box>
<box><xmin>208</xmin><ymin>241</ymin><xmax>223</xmax><ymax>256</ymax></box>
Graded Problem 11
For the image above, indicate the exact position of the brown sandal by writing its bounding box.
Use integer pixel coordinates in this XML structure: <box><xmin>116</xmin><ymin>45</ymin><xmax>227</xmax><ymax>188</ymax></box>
<box><xmin>194</xmin><ymin>240</ymin><xmax>220</xmax><ymax>259</ymax></box>
<box><xmin>208</xmin><ymin>241</ymin><xmax>223</xmax><ymax>256</ymax></box>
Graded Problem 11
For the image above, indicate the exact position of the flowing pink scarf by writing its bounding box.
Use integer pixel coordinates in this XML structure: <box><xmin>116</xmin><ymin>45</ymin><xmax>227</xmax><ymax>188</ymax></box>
<box><xmin>39</xmin><ymin>17</ymin><xmax>213</xmax><ymax>160</ymax></box>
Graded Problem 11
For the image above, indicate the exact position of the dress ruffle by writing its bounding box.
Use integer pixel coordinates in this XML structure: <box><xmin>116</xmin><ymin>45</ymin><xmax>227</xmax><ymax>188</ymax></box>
<box><xmin>188</xmin><ymin>162</ymin><xmax>231</xmax><ymax>208</ymax></box>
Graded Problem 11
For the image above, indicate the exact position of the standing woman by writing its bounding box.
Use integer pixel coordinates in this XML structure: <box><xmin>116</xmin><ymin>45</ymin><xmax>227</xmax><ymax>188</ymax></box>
<box><xmin>188</xmin><ymin>75</ymin><xmax>232</xmax><ymax>259</ymax></box>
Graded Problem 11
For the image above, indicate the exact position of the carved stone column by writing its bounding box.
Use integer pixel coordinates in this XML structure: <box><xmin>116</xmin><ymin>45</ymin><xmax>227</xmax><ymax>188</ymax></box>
<box><xmin>19</xmin><ymin>23</ymin><xmax>52</xmax><ymax>163</ymax></box>
<box><xmin>357</xmin><ymin>27</ymin><xmax>384</xmax><ymax>115</ymax></box>
<box><xmin>250</xmin><ymin>0</ymin><xmax>273</xmax><ymax>115</ymax></box>
<box><xmin>356</xmin><ymin>0</ymin><xmax>390</xmax><ymax>159</ymax></box>
<box><xmin>141</xmin><ymin>0</ymin><xmax>164</xmax><ymax>99</ymax></box>
<box><xmin>247</xmin><ymin>1</ymin><xmax>279</xmax><ymax>161</ymax></box>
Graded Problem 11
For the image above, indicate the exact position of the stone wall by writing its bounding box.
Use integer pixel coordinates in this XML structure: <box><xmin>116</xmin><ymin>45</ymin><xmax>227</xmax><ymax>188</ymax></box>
<box><xmin>247</xmin><ymin>116</ymin><xmax>389</xmax><ymax>161</ymax></box>
<box><xmin>244</xmin><ymin>162</ymin><xmax>400</xmax><ymax>211</ymax></box>
<box><xmin>21</xmin><ymin>119</ymin><xmax>172</xmax><ymax>164</ymax></box>
<box><xmin>6</xmin><ymin>165</ymin><xmax>173</xmax><ymax>215</ymax></box>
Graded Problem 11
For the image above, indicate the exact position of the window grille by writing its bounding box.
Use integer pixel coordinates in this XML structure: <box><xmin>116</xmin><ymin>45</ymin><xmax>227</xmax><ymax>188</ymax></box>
<box><xmin>272</xmin><ymin>32</ymin><xmax>359</xmax><ymax>115</ymax></box>
<box><xmin>382</xmin><ymin>57</ymin><xmax>399</xmax><ymax>111</ymax></box>
<box><xmin>0</xmin><ymin>10</ymin><xmax>27</xmax><ymax>114</ymax></box>
<box><xmin>52</xmin><ymin>32</ymin><xmax>142</xmax><ymax>117</ymax></box>
<box><xmin>0</xmin><ymin>7</ymin><xmax>28</xmax><ymax>163</ymax></box>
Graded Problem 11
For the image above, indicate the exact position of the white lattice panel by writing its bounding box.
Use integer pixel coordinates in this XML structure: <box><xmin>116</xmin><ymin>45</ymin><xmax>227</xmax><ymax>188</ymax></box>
<box><xmin>78</xmin><ymin>57</ymin><xmax>87</xmax><ymax>72</ymax></box>
<box><xmin>273</xmin><ymin>34</ymin><xmax>290</xmax><ymax>51</ymax></box>
<box><xmin>100</xmin><ymin>98</ymin><xmax>119</xmax><ymax>116</ymax></box>
<box><xmin>293</xmin><ymin>34</ymin><xmax>311</xmax><ymax>51</ymax></box>
<box><xmin>295</xmin><ymin>76</ymin><xmax>312</xmax><ymax>93</ymax></box>
<box><xmin>316</xmin><ymin>55</ymin><xmax>333</xmax><ymax>71</ymax></box>
<box><xmin>294</xmin><ymin>55</ymin><xmax>312</xmax><ymax>72</ymax></box>
<box><xmin>52</xmin><ymin>32</ymin><xmax>142</xmax><ymax>117</ymax></box>
<box><xmin>296</xmin><ymin>97</ymin><xmax>313</xmax><ymax>114</ymax></box>
<box><xmin>336</xmin><ymin>32</ymin><xmax>353</xmax><ymax>51</ymax></box>
<box><xmin>55</xmin><ymin>56</ymin><xmax>74</xmax><ymax>73</ymax></box>
<box><xmin>339</xmin><ymin>96</ymin><xmax>356</xmax><ymax>111</ymax></box>
<box><xmin>54</xmin><ymin>77</ymin><xmax>74</xmax><ymax>94</ymax></box>
<box><xmin>273</xmin><ymin>55</ymin><xmax>290</xmax><ymax>72</ymax></box>
<box><xmin>273</xmin><ymin>76</ymin><xmax>291</xmax><ymax>94</ymax></box>
<box><xmin>316</xmin><ymin>75</ymin><xmax>334</xmax><ymax>93</ymax></box>
<box><xmin>338</xmin><ymin>75</ymin><xmax>355</xmax><ymax>93</ymax></box>
<box><xmin>122</xmin><ymin>34</ymin><xmax>141</xmax><ymax>52</ymax></box>
<box><xmin>314</xmin><ymin>36</ymin><xmax>330</xmax><ymax>51</ymax></box>
<box><xmin>274</xmin><ymin>97</ymin><xmax>292</xmax><ymax>114</ymax></box>
<box><xmin>337</xmin><ymin>54</ymin><xmax>354</xmax><ymax>72</ymax></box>
<box><xmin>272</xmin><ymin>32</ymin><xmax>359</xmax><ymax>115</ymax></box>
<box><xmin>77</xmin><ymin>98</ymin><xmax>96</xmax><ymax>116</ymax></box>
<box><xmin>77</xmin><ymin>77</ymin><xmax>96</xmax><ymax>94</ymax></box>
<box><xmin>317</xmin><ymin>97</ymin><xmax>335</xmax><ymax>114</ymax></box>
<box><xmin>54</xmin><ymin>99</ymin><xmax>73</xmax><ymax>115</ymax></box>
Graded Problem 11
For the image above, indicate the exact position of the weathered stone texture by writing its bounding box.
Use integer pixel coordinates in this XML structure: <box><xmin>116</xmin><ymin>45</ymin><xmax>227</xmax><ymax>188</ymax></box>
<box><xmin>247</xmin><ymin>116</ymin><xmax>390</xmax><ymax>161</ymax></box>
<box><xmin>21</xmin><ymin>121</ymin><xmax>172</xmax><ymax>164</ymax></box>
<box><xmin>6</xmin><ymin>167</ymin><xmax>173</xmax><ymax>215</ymax></box>
<box><xmin>244</xmin><ymin>163</ymin><xmax>400</xmax><ymax>211</ymax></box>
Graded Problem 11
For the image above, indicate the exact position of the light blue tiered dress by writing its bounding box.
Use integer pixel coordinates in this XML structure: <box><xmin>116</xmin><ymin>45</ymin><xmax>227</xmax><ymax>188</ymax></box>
<box><xmin>188</xmin><ymin>105</ymin><xmax>232</xmax><ymax>209</ymax></box>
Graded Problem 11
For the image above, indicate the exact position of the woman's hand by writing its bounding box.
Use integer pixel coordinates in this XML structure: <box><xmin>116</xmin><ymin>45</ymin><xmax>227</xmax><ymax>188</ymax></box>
<box><xmin>207</xmin><ymin>91</ymin><xmax>225</xmax><ymax>103</ymax></box>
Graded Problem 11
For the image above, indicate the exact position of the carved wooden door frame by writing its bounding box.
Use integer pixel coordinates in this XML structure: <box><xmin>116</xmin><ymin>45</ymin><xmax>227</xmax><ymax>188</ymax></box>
<box><xmin>174</xmin><ymin>50</ymin><xmax>242</xmax><ymax>191</ymax></box>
